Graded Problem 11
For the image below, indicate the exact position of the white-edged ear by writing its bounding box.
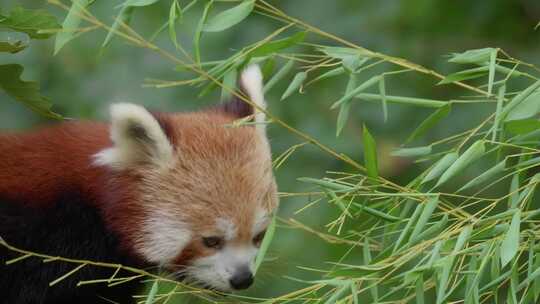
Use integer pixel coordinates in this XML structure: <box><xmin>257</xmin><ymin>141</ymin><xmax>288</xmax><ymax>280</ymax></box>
<box><xmin>239</xmin><ymin>64</ymin><xmax>266</xmax><ymax>133</ymax></box>
<box><xmin>94</xmin><ymin>103</ymin><xmax>174</xmax><ymax>170</ymax></box>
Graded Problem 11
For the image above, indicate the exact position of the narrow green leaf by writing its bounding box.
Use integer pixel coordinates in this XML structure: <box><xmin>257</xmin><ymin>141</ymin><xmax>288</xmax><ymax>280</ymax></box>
<box><xmin>324</xmin><ymin>284</ymin><xmax>350</xmax><ymax>304</ymax></box>
<box><xmin>491</xmin><ymin>85</ymin><xmax>506</xmax><ymax>141</ymax></box>
<box><xmin>356</xmin><ymin>93</ymin><xmax>447</xmax><ymax>108</ymax></box>
<box><xmin>145</xmin><ymin>280</ymin><xmax>159</xmax><ymax>304</ymax></box>
<box><xmin>331</xmin><ymin>76</ymin><xmax>381</xmax><ymax>109</ymax></box>
<box><xmin>297</xmin><ymin>177</ymin><xmax>353</xmax><ymax>192</ymax></box>
<box><xmin>509</xmin><ymin>174</ymin><xmax>520</xmax><ymax>208</ymax></box>
<box><xmin>123</xmin><ymin>0</ymin><xmax>161</xmax><ymax>6</ymax></box>
<box><xmin>281</xmin><ymin>71</ymin><xmax>307</xmax><ymax>101</ymax></box>
<box><xmin>390</xmin><ymin>146</ymin><xmax>432</xmax><ymax>158</ymax></box>
<box><xmin>505</xmin><ymin>119</ymin><xmax>540</xmax><ymax>135</ymax></box>
<box><xmin>263</xmin><ymin>60</ymin><xmax>294</xmax><ymax>93</ymax></box>
<box><xmin>416</xmin><ymin>274</ymin><xmax>425</xmax><ymax>304</ymax></box>
<box><xmin>406</xmin><ymin>104</ymin><xmax>451</xmax><ymax>144</ymax></box>
<box><xmin>336</xmin><ymin>74</ymin><xmax>357</xmax><ymax>136</ymax></box>
<box><xmin>408</xmin><ymin>196</ymin><xmax>439</xmax><ymax>244</ymax></box>
<box><xmin>458</xmin><ymin>159</ymin><xmax>506</xmax><ymax>192</ymax></box>
<box><xmin>438</xmin><ymin>66</ymin><xmax>488</xmax><ymax>85</ymax></box>
<box><xmin>319</xmin><ymin>46</ymin><xmax>372</xmax><ymax>59</ymax></box>
<box><xmin>168</xmin><ymin>0</ymin><xmax>183</xmax><ymax>49</ymax></box>
<box><xmin>505</xmin><ymin>91</ymin><xmax>540</xmax><ymax>122</ymax></box>
<box><xmin>379</xmin><ymin>75</ymin><xmax>388</xmax><ymax>122</ymax></box>
<box><xmin>393</xmin><ymin>203</ymin><xmax>422</xmax><ymax>253</ymax></box>
<box><xmin>254</xmin><ymin>212</ymin><xmax>276</xmax><ymax>274</ymax></box>
<box><xmin>0</xmin><ymin>64</ymin><xmax>62</xmax><ymax>119</ymax></box>
<box><xmin>0</xmin><ymin>7</ymin><xmax>61</xmax><ymax>40</ymax></box>
<box><xmin>362</xmin><ymin>238</ymin><xmax>378</xmax><ymax>302</ymax></box>
<box><xmin>193</xmin><ymin>0</ymin><xmax>213</xmax><ymax>65</ymax></box>
<box><xmin>353</xmin><ymin>201</ymin><xmax>401</xmax><ymax>222</ymax></box>
<box><xmin>0</xmin><ymin>41</ymin><xmax>26</xmax><ymax>53</ymax></box>
<box><xmin>202</xmin><ymin>0</ymin><xmax>254</xmax><ymax>32</ymax></box>
<box><xmin>448</xmin><ymin>48</ymin><xmax>496</xmax><ymax>64</ymax></box>
<box><xmin>56</xmin><ymin>0</ymin><xmax>91</xmax><ymax>53</ymax></box>
<box><xmin>102</xmin><ymin>5</ymin><xmax>134</xmax><ymax>48</ymax></box>
<box><xmin>499</xmin><ymin>80</ymin><xmax>540</xmax><ymax>122</ymax></box>
<box><xmin>435</xmin><ymin>140</ymin><xmax>485</xmax><ymax>187</ymax></box>
<box><xmin>342</xmin><ymin>55</ymin><xmax>368</xmax><ymax>73</ymax></box>
<box><xmin>421</xmin><ymin>152</ymin><xmax>458</xmax><ymax>184</ymax></box>
<box><xmin>309</xmin><ymin>67</ymin><xmax>345</xmax><ymax>85</ymax></box>
<box><xmin>250</xmin><ymin>32</ymin><xmax>306</xmax><ymax>57</ymax></box>
<box><xmin>350</xmin><ymin>282</ymin><xmax>359</xmax><ymax>304</ymax></box>
<box><xmin>487</xmin><ymin>49</ymin><xmax>497</xmax><ymax>95</ymax></box>
<box><xmin>362</xmin><ymin>125</ymin><xmax>378</xmax><ymax>180</ymax></box>
<box><xmin>500</xmin><ymin>210</ymin><xmax>521</xmax><ymax>268</ymax></box>
<box><xmin>410</xmin><ymin>214</ymin><xmax>448</xmax><ymax>244</ymax></box>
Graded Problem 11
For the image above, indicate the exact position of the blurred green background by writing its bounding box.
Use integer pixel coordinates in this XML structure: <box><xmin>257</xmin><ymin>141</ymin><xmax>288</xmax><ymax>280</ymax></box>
<box><xmin>1</xmin><ymin>0</ymin><xmax>539</xmax><ymax>300</ymax></box>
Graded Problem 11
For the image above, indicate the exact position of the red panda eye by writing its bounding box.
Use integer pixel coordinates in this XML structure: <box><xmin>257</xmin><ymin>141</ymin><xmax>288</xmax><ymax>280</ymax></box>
<box><xmin>202</xmin><ymin>236</ymin><xmax>224</xmax><ymax>249</ymax></box>
<box><xmin>253</xmin><ymin>230</ymin><xmax>267</xmax><ymax>246</ymax></box>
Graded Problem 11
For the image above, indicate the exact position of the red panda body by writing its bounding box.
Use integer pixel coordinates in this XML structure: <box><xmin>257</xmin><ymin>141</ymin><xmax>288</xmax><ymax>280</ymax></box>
<box><xmin>0</xmin><ymin>65</ymin><xmax>278</xmax><ymax>303</ymax></box>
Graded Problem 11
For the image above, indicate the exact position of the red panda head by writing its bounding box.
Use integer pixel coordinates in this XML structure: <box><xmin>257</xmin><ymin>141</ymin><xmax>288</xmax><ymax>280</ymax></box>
<box><xmin>94</xmin><ymin>65</ymin><xmax>278</xmax><ymax>291</ymax></box>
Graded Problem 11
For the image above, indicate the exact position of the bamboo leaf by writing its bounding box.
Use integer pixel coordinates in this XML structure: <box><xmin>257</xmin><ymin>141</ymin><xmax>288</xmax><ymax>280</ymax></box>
<box><xmin>264</xmin><ymin>60</ymin><xmax>294</xmax><ymax>93</ymax></box>
<box><xmin>406</xmin><ymin>104</ymin><xmax>451</xmax><ymax>143</ymax></box>
<box><xmin>331</xmin><ymin>76</ymin><xmax>381</xmax><ymax>109</ymax></box>
<box><xmin>391</xmin><ymin>146</ymin><xmax>432</xmax><ymax>158</ymax></box>
<box><xmin>281</xmin><ymin>72</ymin><xmax>307</xmax><ymax>101</ymax></box>
<box><xmin>193</xmin><ymin>0</ymin><xmax>213</xmax><ymax>65</ymax></box>
<box><xmin>504</xmin><ymin>119</ymin><xmax>540</xmax><ymax>135</ymax></box>
<box><xmin>250</xmin><ymin>32</ymin><xmax>306</xmax><ymax>57</ymax></box>
<box><xmin>145</xmin><ymin>280</ymin><xmax>159</xmax><ymax>304</ymax></box>
<box><xmin>355</xmin><ymin>93</ymin><xmax>447</xmax><ymax>108</ymax></box>
<box><xmin>421</xmin><ymin>152</ymin><xmax>458</xmax><ymax>184</ymax></box>
<box><xmin>102</xmin><ymin>5</ymin><xmax>134</xmax><ymax>48</ymax></box>
<box><xmin>362</xmin><ymin>125</ymin><xmax>378</xmax><ymax>180</ymax></box>
<box><xmin>409</xmin><ymin>196</ymin><xmax>439</xmax><ymax>244</ymax></box>
<box><xmin>310</xmin><ymin>67</ymin><xmax>345</xmax><ymax>85</ymax></box>
<box><xmin>416</xmin><ymin>274</ymin><xmax>425</xmax><ymax>304</ymax></box>
<box><xmin>203</xmin><ymin>0</ymin><xmax>254</xmax><ymax>32</ymax></box>
<box><xmin>379</xmin><ymin>75</ymin><xmax>388</xmax><ymax>122</ymax></box>
<box><xmin>435</xmin><ymin>140</ymin><xmax>485</xmax><ymax>187</ymax></box>
<box><xmin>458</xmin><ymin>159</ymin><xmax>506</xmax><ymax>192</ymax></box>
<box><xmin>220</xmin><ymin>68</ymin><xmax>237</xmax><ymax>101</ymax></box>
<box><xmin>500</xmin><ymin>210</ymin><xmax>521</xmax><ymax>268</ymax></box>
<box><xmin>336</xmin><ymin>74</ymin><xmax>357</xmax><ymax>136</ymax></box>
<box><xmin>448</xmin><ymin>48</ymin><xmax>496</xmax><ymax>64</ymax></box>
<box><xmin>438</xmin><ymin>66</ymin><xmax>488</xmax><ymax>85</ymax></box>
<box><xmin>499</xmin><ymin>80</ymin><xmax>540</xmax><ymax>122</ymax></box>
<box><xmin>393</xmin><ymin>203</ymin><xmax>423</xmax><ymax>253</ymax></box>
<box><xmin>319</xmin><ymin>46</ymin><xmax>371</xmax><ymax>59</ymax></box>
<box><xmin>487</xmin><ymin>49</ymin><xmax>497</xmax><ymax>95</ymax></box>
<box><xmin>168</xmin><ymin>0</ymin><xmax>182</xmax><ymax>49</ymax></box>
<box><xmin>254</xmin><ymin>212</ymin><xmax>276</xmax><ymax>274</ymax></box>
<box><xmin>505</xmin><ymin>91</ymin><xmax>540</xmax><ymax>121</ymax></box>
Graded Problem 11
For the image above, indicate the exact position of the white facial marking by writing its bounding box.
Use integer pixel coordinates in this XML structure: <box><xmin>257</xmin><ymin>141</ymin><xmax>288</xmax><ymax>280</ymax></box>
<box><xmin>94</xmin><ymin>103</ymin><xmax>174</xmax><ymax>170</ymax></box>
<box><xmin>189</xmin><ymin>245</ymin><xmax>258</xmax><ymax>291</ymax></box>
<box><xmin>137</xmin><ymin>213</ymin><xmax>191</xmax><ymax>264</ymax></box>
<box><xmin>216</xmin><ymin>218</ymin><xmax>237</xmax><ymax>240</ymax></box>
<box><xmin>239</xmin><ymin>65</ymin><xmax>266</xmax><ymax>132</ymax></box>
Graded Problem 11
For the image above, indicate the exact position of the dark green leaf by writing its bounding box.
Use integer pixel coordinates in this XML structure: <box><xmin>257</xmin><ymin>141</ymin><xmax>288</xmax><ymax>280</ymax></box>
<box><xmin>0</xmin><ymin>7</ymin><xmax>61</xmax><ymax>39</ymax></box>
<box><xmin>500</xmin><ymin>210</ymin><xmax>521</xmax><ymax>268</ymax></box>
<box><xmin>0</xmin><ymin>64</ymin><xmax>61</xmax><ymax>119</ymax></box>
<box><xmin>0</xmin><ymin>40</ymin><xmax>26</xmax><ymax>53</ymax></box>
<box><xmin>362</xmin><ymin>125</ymin><xmax>378</xmax><ymax>180</ymax></box>
<box><xmin>504</xmin><ymin>119</ymin><xmax>540</xmax><ymax>135</ymax></box>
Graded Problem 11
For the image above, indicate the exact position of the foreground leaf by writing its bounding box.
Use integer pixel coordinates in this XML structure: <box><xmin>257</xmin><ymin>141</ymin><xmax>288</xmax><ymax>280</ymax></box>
<box><xmin>0</xmin><ymin>64</ymin><xmax>61</xmax><ymax>119</ymax></box>
<box><xmin>362</xmin><ymin>125</ymin><xmax>378</xmax><ymax>180</ymax></box>
<box><xmin>55</xmin><ymin>0</ymin><xmax>91</xmax><ymax>54</ymax></box>
<box><xmin>281</xmin><ymin>71</ymin><xmax>307</xmax><ymax>101</ymax></box>
<box><xmin>500</xmin><ymin>210</ymin><xmax>521</xmax><ymax>268</ymax></box>
<box><xmin>250</xmin><ymin>32</ymin><xmax>306</xmax><ymax>57</ymax></box>
<box><xmin>0</xmin><ymin>7</ymin><xmax>61</xmax><ymax>39</ymax></box>
<box><xmin>203</xmin><ymin>0</ymin><xmax>254</xmax><ymax>32</ymax></box>
<box><xmin>406</xmin><ymin>104</ymin><xmax>451</xmax><ymax>143</ymax></box>
<box><xmin>421</xmin><ymin>152</ymin><xmax>458</xmax><ymax>184</ymax></box>
<box><xmin>0</xmin><ymin>41</ymin><xmax>26</xmax><ymax>53</ymax></box>
<box><xmin>435</xmin><ymin>140</ymin><xmax>485</xmax><ymax>187</ymax></box>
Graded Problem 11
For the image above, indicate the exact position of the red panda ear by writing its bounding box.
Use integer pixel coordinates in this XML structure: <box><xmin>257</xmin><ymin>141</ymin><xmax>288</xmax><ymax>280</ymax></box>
<box><xmin>221</xmin><ymin>65</ymin><xmax>267</xmax><ymax>133</ymax></box>
<box><xmin>94</xmin><ymin>103</ymin><xmax>174</xmax><ymax>170</ymax></box>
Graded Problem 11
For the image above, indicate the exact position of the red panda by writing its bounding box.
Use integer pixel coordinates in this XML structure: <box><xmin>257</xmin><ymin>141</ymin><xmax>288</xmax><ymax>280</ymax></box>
<box><xmin>0</xmin><ymin>65</ymin><xmax>278</xmax><ymax>304</ymax></box>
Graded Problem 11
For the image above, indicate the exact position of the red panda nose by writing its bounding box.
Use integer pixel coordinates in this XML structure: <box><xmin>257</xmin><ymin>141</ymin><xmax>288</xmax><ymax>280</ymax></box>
<box><xmin>229</xmin><ymin>268</ymin><xmax>254</xmax><ymax>290</ymax></box>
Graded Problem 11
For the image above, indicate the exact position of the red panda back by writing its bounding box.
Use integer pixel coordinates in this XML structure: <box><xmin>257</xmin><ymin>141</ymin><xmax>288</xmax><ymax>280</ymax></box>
<box><xmin>0</xmin><ymin>122</ymin><xmax>110</xmax><ymax>208</ymax></box>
